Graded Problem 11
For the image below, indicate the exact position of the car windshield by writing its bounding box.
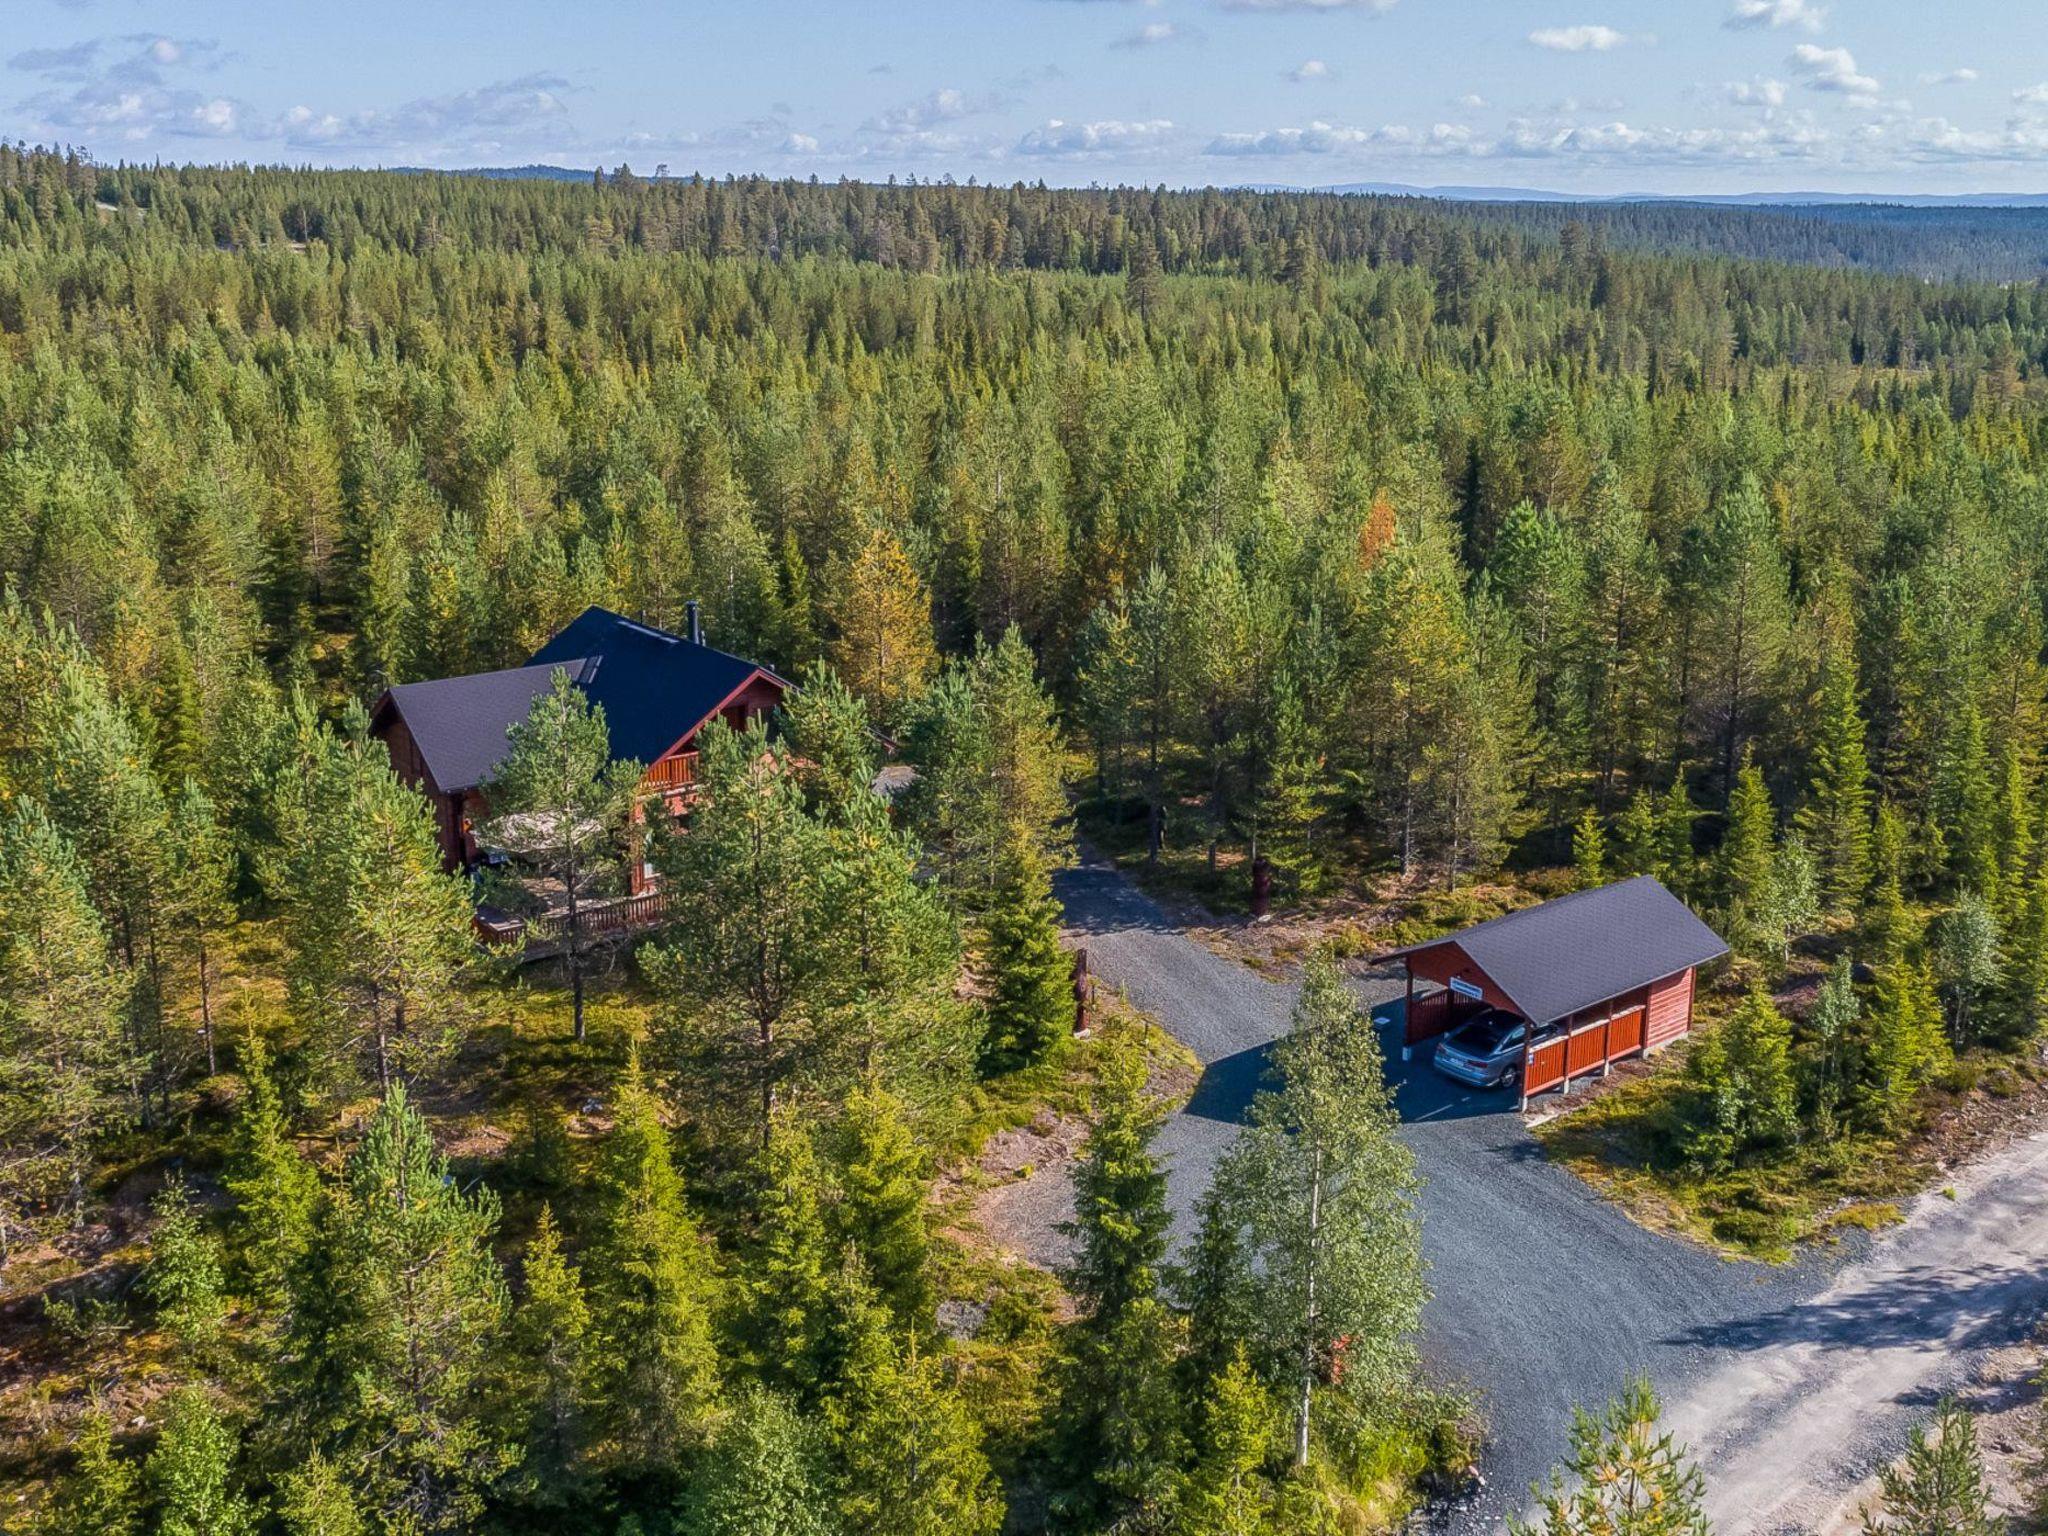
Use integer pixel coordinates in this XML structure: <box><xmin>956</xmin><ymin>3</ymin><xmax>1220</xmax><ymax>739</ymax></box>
<box><xmin>1449</xmin><ymin>1015</ymin><xmax>1519</xmax><ymax>1054</ymax></box>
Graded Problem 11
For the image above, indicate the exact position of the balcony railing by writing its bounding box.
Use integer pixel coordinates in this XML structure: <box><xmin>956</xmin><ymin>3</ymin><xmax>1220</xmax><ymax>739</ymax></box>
<box><xmin>641</xmin><ymin>753</ymin><xmax>698</xmax><ymax>794</ymax></box>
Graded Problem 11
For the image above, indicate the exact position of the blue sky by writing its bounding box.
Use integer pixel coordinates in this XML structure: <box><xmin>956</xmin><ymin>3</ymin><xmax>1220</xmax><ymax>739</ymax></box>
<box><xmin>12</xmin><ymin>0</ymin><xmax>2048</xmax><ymax>194</ymax></box>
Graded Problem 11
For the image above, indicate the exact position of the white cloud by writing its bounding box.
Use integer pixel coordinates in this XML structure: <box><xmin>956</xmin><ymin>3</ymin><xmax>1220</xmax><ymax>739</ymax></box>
<box><xmin>2016</xmin><ymin>83</ymin><xmax>2048</xmax><ymax>105</ymax></box>
<box><xmin>864</xmin><ymin>87</ymin><xmax>977</xmax><ymax>134</ymax></box>
<box><xmin>1287</xmin><ymin>59</ymin><xmax>1330</xmax><ymax>82</ymax></box>
<box><xmin>1016</xmin><ymin>117</ymin><xmax>1176</xmax><ymax>156</ymax></box>
<box><xmin>1207</xmin><ymin>119</ymin><xmax>1473</xmax><ymax>156</ymax></box>
<box><xmin>14</xmin><ymin>33</ymin><xmax>246</xmax><ymax>142</ymax></box>
<box><xmin>1726</xmin><ymin>0</ymin><xmax>1825</xmax><ymax>32</ymax></box>
<box><xmin>1529</xmin><ymin>26</ymin><xmax>1629</xmax><ymax>53</ymax></box>
<box><xmin>1458</xmin><ymin>92</ymin><xmax>1488</xmax><ymax>109</ymax></box>
<box><xmin>1790</xmin><ymin>43</ymin><xmax>1878</xmax><ymax>96</ymax></box>
<box><xmin>1113</xmin><ymin>20</ymin><xmax>1184</xmax><ymax>47</ymax></box>
<box><xmin>1725</xmin><ymin>78</ymin><xmax>1788</xmax><ymax>108</ymax></box>
<box><xmin>1919</xmin><ymin>67</ymin><xmax>1978</xmax><ymax>86</ymax></box>
<box><xmin>277</xmin><ymin>73</ymin><xmax>575</xmax><ymax>151</ymax></box>
<box><xmin>1220</xmin><ymin>0</ymin><xmax>1396</xmax><ymax>11</ymax></box>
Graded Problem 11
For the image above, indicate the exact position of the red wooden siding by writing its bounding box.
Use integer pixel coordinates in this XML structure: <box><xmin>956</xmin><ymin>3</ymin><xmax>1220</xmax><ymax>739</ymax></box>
<box><xmin>1525</xmin><ymin>1034</ymin><xmax>1568</xmax><ymax>1096</ymax></box>
<box><xmin>1646</xmin><ymin>968</ymin><xmax>1695</xmax><ymax>1048</ymax></box>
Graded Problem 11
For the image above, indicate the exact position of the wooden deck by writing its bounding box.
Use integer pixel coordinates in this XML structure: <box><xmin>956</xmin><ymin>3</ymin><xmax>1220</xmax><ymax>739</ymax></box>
<box><xmin>473</xmin><ymin>889</ymin><xmax>670</xmax><ymax>958</ymax></box>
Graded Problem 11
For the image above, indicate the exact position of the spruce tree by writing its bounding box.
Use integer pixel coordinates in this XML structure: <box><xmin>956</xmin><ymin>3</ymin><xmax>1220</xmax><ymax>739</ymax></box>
<box><xmin>274</xmin><ymin>1453</ymin><xmax>367</xmax><ymax>1536</ymax></box>
<box><xmin>147</xmin><ymin>1389</ymin><xmax>257</xmax><ymax>1536</ymax></box>
<box><xmin>1800</xmin><ymin>652</ymin><xmax>1874</xmax><ymax>916</ymax></box>
<box><xmin>510</xmin><ymin>1204</ymin><xmax>591</xmax><ymax>1501</ymax></box>
<box><xmin>1511</xmin><ymin>1377</ymin><xmax>1709</xmax><ymax>1536</ymax></box>
<box><xmin>143</xmin><ymin>1179</ymin><xmax>228</xmax><ymax>1366</ymax></box>
<box><xmin>40</xmin><ymin>1406</ymin><xmax>141</xmax><ymax>1536</ymax></box>
<box><xmin>221</xmin><ymin>1036</ymin><xmax>318</xmax><ymax>1314</ymax></box>
<box><xmin>1658</xmin><ymin>778</ymin><xmax>1697</xmax><ymax>899</ymax></box>
<box><xmin>978</xmin><ymin>840</ymin><xmax>1073</xmax><ymax>1073</ymax></box>
<box><xmin>1932</xmin><ymin>700</ymin><xmax>1998</xmax><ymax>898</ymax></box>
<box><xmin>1860</xmin><ymin>960</ymin><xmax>1951</xmax><ymax>1131</ymax></box>
<box><xmin>1614</xmin><ymin>788</ymin><xmax>1659</xmax><ymax>879</ymax></box>
<box><xmin>587</xmin><ymin>1063</ymin><xmax>722</xmax><ymax>1476</ymax></box>
<box><xmin>282</xmin><ymin>1083</ymin><xmax>515</xmax><ymax>1534</ymax></box>
<box><xmin>1866</xmin><ymin>802</ymin><xmax>1912</xmax><ymax>959</ymax></box>
<box><xmin>745</xmin><ymin>1113</ymin><xmax>837</xmax><ymax>1396</ymax></box>
<box><xmin>830</xmin><ymin>1082</ymin><xmax>932</xmax><ymax>1328</ymax></box>
<box><xmin>684</xmin><ymin>1387</ymin><xmax>842</xmax><ymax>1536</ymax></box>
<box><xmin>826</xmin><ymin>1275</ymin><xmax>1003</xmax><ymax>1536</ymax></box>
<box><xmin>1173</xmin><ymin>1350</ymin><xmax>1278</xmax><ymax>1536</ymax></box>
<box><xmin>1056</xmin><ymin>1047</ymin><xmax>1185</xmax><ymax>1523</ymax></box>
<box><xmin>1721</xmin><ymin>752</ymin><xmax>1777</xmax><ymax>957</ymax></box>
<box><xmin>1572</xmin><ymin>805</ymin><xmax>1606</xmax><ymax>891</ymax></box>
<box><xmin>1684</xmin><ymin>988</ymin><xmax>1797</xmax><ymax>1170</ymax></box>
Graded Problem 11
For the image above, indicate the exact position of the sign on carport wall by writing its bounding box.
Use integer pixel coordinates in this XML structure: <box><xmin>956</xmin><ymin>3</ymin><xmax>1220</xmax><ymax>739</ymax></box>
<box><xmin>1448</xmin><ymin>976</ymin><xmax>1485</xmax><ymax>1000</ymax></box>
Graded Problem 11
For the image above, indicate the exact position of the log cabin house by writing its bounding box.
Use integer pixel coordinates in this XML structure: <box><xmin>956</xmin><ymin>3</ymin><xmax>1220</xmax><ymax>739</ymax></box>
<box><xmin>369</xmin><ymin>602</ymin><xmax>790</xmax><ymax>906</ymax></box>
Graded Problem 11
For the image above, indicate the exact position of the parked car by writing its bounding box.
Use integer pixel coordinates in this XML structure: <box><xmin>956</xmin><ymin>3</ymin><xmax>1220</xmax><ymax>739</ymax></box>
<box><xmin>1431</xmin><ymin>1009</ymin><xmax>1531</xmax><ymax>1089</ymax></box>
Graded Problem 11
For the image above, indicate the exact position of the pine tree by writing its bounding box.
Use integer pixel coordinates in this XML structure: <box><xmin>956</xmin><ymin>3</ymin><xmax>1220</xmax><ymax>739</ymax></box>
<box><xmin>1572</xmin><ymin>805</ymin><xmax>1607</xmax><ymax>892</ymax></box>
<box><xmin>684</xmin><ymin>1387</ymin><xmax>842</xmax><ymax>1536</ymax></box>
<box><xmin>0</xmin><ymin>801</ymin><xmax>135</xmax><ymax>1248</ymax></box>
<box><xmin>511</xmin><ymin>1204</ymin><xmax>591</xmax><ymax>1500</ymax></box>
<box><xmin>1211</xmin><ymin>949</ymin><xmax>1425</xmax><ymax>1467</ymax></box>
<box><xmin>781</xmin><ymin>663</ymin><xmax>881</xmax><ymax>811</ymax></box>
<box><xmin>587</xmin><ymin>1063</ymin><xmax>722</xmax><ymax>1476</ymax></box>
<box><xmin>481</xmin><ymin>668</ymin><xmax>639</xmax><ymax>1043</ymax></box>
<box><xmin>1861</xmin><ymin>1401</ymin><xmax>1999</xmax><ymax>1536</ymax></box>
<box><xmin>1688</xmin><ymin>477</ymin><xmax>1791</xmax><ymax>790</ymax></box>
<box><xmin>1799</xmin><ymin>651</ymin><xmax>1874</xmax><ymax>916</ymax></box>
<box><xmin>165</xmin><ymin>781</ymin><xmax>235</xmax><ymax>1076</ymax></box>
<box><xmin>1511</xmin><ymin>1377</ymin><xmax>1709</xmax><ymax>1536</ymax></box>
<box><xmin>282</xmin><ymin>1083</ymin><xmax>515</xmax><ymax>1534</ymax></box>
<box><xmin>143</xmin><ymin>1179</ymin><xmax>227</xmax><ymax>1366</ymax></box>
<box><xmin>978</xmin><ymin>840</ymin><xmax>1074</xmax><ymax>1073</ymax></box>
<box><xmin>147</xmin><ymin>1389</ymin><xmax>257</xmax><ymax>1536</ymax></box>
<box><xmin>221</xmin><ymin>1036</ymin><xmax>318</xmax><ymax>1314</ymax></box>
<box><xmin>830</xmin><ymin>1082</ymin><xmax>932</xmax><ymax>1327</ymax></box>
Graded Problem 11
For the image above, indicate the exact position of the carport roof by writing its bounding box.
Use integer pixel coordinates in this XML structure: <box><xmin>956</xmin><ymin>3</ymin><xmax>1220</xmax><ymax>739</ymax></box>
<box><xmin>1377</xmin><ymin>875</ymin><xmax>1728</xmax><ymax>1025</ymax></box>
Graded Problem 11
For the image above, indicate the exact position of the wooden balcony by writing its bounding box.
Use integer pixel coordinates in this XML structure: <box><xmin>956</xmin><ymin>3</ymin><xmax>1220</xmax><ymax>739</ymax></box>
<box><xmin>472</xmin><ymin>889</ymin><xmax>671</xmax><ymax>956</ymax></box>
<box><xmin>641</xmin><ymin>752</ymin><xmax>698</xmax><ymax>795</ymax></box>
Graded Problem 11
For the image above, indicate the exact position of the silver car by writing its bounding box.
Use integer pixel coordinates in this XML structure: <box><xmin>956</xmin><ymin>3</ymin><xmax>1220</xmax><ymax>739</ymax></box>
<box><xmin>1431</xmin><ymin>1009</ymin><xmax>1530</xmax><ymax>1089</ymax></box>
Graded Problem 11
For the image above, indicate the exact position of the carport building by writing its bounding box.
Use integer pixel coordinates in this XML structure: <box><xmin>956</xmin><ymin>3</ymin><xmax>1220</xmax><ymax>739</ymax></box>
<box><xmin>1377</xmin><ymin>876</ymin><xmax>1728</xmax><ymax>1110</ymax></box>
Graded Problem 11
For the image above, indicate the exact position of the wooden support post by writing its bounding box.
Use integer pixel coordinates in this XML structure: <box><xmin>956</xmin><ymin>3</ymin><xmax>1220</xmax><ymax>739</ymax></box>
<box><xmin>1402</xmin><ymin>962</ymin><xmax>1416</xmax><ymax>1062</ymax></box>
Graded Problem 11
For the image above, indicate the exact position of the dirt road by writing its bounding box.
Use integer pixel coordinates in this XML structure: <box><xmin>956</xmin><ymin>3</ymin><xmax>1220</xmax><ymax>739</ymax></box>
<box><xmin>1055</xmin><ymin>855</ymin><xmax>2048</xmax><ymax>1532</ymax></box>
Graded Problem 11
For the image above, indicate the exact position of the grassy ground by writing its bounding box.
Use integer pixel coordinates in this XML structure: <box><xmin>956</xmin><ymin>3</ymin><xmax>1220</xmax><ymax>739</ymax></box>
<box><xmin>1537</xmin><ymin>1026</ymin><xmax>2048</xmax><ymax>1262</ymax></box>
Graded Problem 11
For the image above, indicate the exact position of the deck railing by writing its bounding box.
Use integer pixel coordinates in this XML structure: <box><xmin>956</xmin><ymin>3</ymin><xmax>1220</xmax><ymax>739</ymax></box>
<box><xmin>641</xmin><ymin>753</ymin><xmax>698</xmax><ymax>794</ymax></box>
<box><xmin>473</xmin><ymin>888</ymin><xmax>671</xmax><ymax>950</ymax></box>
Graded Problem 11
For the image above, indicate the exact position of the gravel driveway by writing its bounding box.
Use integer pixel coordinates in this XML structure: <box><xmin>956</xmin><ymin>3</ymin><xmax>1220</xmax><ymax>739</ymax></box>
<box><xmin>1055</xmin><ymin>856</ymin><xmax>2048</xmax><ymax>1532</ymax></box>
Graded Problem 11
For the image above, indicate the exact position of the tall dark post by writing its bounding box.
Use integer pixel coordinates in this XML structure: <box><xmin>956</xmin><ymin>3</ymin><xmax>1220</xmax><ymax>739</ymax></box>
<box><xmin>685</xmin><ymin>599</ymin><xmax>703</xmax><ymax>644</ymax></box>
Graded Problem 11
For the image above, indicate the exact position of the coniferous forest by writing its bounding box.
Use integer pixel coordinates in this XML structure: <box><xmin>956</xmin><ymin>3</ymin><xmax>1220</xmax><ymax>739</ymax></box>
<box><xmin>6</xmin><ymin>142</ymin><xmax>2048</xmax><ymax>1532</ymax></box>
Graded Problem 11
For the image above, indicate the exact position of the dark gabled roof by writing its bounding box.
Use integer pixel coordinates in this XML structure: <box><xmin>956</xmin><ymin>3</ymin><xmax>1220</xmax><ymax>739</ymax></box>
<box><xmin>378</xmin><ymin>606</ymin><xmax>787</xmax><ymax>794</ymax></box>
<box><xmin>528</xmin><ymin>606</ymin><xmax>785</xmax><ymax>767</ymax></box>
<box><xmin>379</xmin><ymin>657</ymin><xmax>601</xmax><ymax>794</ymax></box>
<box><xmin>1378</xmin><ymin>876</ymin><xmax>1728</xmax><ymax>1025</ymax></box>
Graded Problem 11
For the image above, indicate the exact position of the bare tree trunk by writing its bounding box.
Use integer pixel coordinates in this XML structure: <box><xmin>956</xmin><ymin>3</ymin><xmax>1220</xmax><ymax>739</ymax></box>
<box><xmin>1296</xmin><ymin>1141</ymin><xmax>1322</xmax><ymax>1469</ymax></box>
<box><xmin>198</xmin><ymin>938</ymin><xmax>216</xmax><ymax>1076</ymax></box>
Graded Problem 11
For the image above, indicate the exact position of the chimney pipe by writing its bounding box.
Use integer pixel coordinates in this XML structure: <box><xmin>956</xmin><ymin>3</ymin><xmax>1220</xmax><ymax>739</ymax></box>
<box><xmin>685</xmin><ymin>599</ymin><xmax>703</xmax><ymax>645</ymax></box>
